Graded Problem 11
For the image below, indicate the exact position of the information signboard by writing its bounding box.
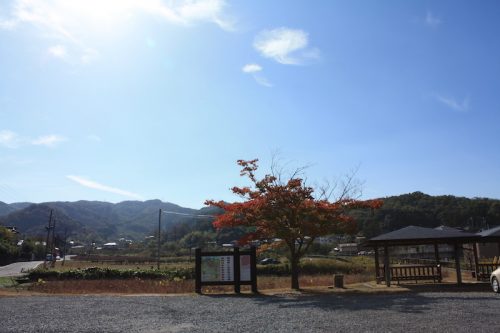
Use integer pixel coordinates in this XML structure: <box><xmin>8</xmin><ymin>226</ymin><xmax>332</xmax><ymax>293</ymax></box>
<box><xmin>195</xmin><ymin>247</ymin><xmax>257</xmax><ymax>294</ymax></box>
<box><xmin>239</xmin><ymin>255</ymin><xmax>251</xmax><ymax>282</ymax></box>
<box><xmin>201</xmin><ymin>256</ymin><xmax>234</xmax><ymax>282</ymax></box>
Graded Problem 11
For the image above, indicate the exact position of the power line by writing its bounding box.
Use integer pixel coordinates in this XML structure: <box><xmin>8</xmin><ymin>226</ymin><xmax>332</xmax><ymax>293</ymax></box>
<box><xmin>161</xmin><ymin>210</ymin><xmax>215</xmax><ymax>218</ymax></box>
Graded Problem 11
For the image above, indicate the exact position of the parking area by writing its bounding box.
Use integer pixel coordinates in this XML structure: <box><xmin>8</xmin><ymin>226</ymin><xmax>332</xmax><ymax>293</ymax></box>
<box><xmin>0</xmin><ymin>291</ymin><xmax>498</xmax><ymax>332</ymax></box>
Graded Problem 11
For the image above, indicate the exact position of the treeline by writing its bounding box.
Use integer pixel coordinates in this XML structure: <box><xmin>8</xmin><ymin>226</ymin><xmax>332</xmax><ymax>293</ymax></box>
<box><xmin>148</xmin><ymin>192</ymin><xmax>500</xmax><ymax>254</ymax></box>
<box><xmin>0</xmin><ymin>226</ymin><xmax>45</xmax><ymax>265</ymax></box>
<box><xmin>353</xmin><ymin>192</ymin><xmax>500</xmax><ymax>238</ymax></box>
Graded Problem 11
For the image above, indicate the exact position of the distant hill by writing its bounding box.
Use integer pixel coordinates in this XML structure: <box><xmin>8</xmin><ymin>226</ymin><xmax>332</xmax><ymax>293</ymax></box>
<box><xmin>0</xmin><ymin>200</ymin><xmax>211</xmax><ymax>243</ymax></box>
<box><xmin>0</xmin><ymin>201</ymin><xmax>15</xmax><ymax>216</ymax></box>
<box><xmin>3</xmin><ymin>192</ymin><xmax>500</xmax><ymax>243</ymax></box>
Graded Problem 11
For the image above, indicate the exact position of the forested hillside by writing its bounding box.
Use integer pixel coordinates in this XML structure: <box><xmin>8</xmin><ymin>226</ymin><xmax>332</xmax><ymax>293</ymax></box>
<box><xmin>2</xmin><ymin>192</ymin><xmax>500</xmax><ymax>243</ymax></box>
<box><xmin>354</xmin><ymin>192</ymin><xmax>500</xmax><ymax>238</ymax></box>
<box><xmin>0</xmin><ymin>200</ymin><xmax>209</xmax><ymax>242</ymax></box>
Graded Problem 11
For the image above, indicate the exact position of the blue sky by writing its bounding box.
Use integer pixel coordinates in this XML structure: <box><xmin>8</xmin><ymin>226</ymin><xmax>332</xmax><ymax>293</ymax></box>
<box><xmin>1</xmin><ymin>0</ymin><xmax>499</xmax><ymax>208</ymax></box>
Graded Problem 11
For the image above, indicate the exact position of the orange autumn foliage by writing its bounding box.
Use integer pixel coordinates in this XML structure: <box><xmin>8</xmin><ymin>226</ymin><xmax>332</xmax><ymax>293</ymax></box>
<box><xmin>205</xmin><ymin>159</ymin><xmax>382</xmax><ymax>290</ymax></box>
<box><xmin>206</xmin><ymin>159</ymin><xmax>382</xmax><ymax>247</ymax></box>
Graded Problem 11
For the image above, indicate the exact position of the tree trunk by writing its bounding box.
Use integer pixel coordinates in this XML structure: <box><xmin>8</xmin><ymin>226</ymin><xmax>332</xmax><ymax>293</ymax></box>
<box><xmin>290</xmin><ymin>255</ymin><xmax>300</xmax><ymax>290</ymax></box>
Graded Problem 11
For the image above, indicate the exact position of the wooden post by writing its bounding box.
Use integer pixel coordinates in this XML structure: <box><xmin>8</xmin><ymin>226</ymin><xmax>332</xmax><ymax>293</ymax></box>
<box><xmin>473</xmin><ymin>243</ymin><xmax>480</xmax><ymax>281</ymax></box>
<box><xmin>434</xmin><ymin>243</ymin><xmax>441</xmax><ymax>282</ymax></box>
<box><xmin>384</xmin><ymin>244</ymin><xmax>391</xmax><ymax>287</ymax></box>
<box><xmin>434</xmin><ymin>243</ymin><xmax>440</xmax><ymax>264</ymax></box>
<box><xmin>454</xmin><ymin>243</ymin><xmax>462</xmax><ymax>285</ymax></box>
<box><xmin>374</xmin><ymin>246</ymin><xmax>380</xmax><ymax>284</ymax></box>
<box><xmin>250</xmin><ymin>246</ymin><xmax>258</xmax><ymax>293</ymax></box>
<box><xmin>195</xmin><ymin>248</ymin><xmax>202</xmax><ymax>294</ymax></box>
<box><xmin>234</xmin><ymin>247</ymin><xmax>241</xmax><ymax>294</ymax></box>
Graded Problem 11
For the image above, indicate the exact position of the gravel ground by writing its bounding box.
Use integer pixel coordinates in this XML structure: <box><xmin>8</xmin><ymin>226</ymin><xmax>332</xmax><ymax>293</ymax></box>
<box><xmin>0</xmin><ymin>292</ymin><xmax>499</xmax><ymax>332</ymax></box>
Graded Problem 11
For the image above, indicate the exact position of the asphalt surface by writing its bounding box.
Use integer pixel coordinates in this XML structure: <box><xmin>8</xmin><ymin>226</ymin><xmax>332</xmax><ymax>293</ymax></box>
<box><xmin>0</xmin><ymin>261</ymin><xmax>43</xmax><ymax>277</ymax></box>
<box><xmin>0</xmin><ymin>291</ymin><xmax>499</xmax><ymax>332</ymax></box>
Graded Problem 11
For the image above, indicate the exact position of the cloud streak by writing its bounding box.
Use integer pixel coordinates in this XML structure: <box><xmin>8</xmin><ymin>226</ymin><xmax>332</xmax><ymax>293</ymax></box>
<box><xmin>425</xmin><ymin>11</ymin><xmax>442</xmax><ymax>28</ymax></box>
<box><xmin>435</xmin><ymin>95</ymin><xmax>469</xmax><ymax>112</ymax></box>
<box><xmin>0</xmin><ymin>130</ymin><xmax>22</xmax><ymax>149</ymax></box>
<box><xmin>241</xmin><ymin>63</ymin><xmax>272</xmax><ymax>87</ymax></box>
<box><xmin>31</xmin><ymin>134</ymin><xmax>67</xmax><ymax>147</ymax></box>
<box><xmin>47</xmin><ymin>45</ymin><xmax>67</xmax><ymax>58</ymax></box>
<box><xmin>242</xmin><ymin>63</ymin><xmax>262</xmax><ymax>73</ymax></box>
<box><xmin>254</xmin><ymin>27</ymin><xmax>319</xmax><ymax>65</ymax></box>
<box><xmin>0</xmin><ymin>130</ymin><xmax>66</xmax><ymax>148</ymax></box>
<box><xmin>66</xmin><ymin>175</ymin><xmax>144</xmax><ymax>200</ymax></box>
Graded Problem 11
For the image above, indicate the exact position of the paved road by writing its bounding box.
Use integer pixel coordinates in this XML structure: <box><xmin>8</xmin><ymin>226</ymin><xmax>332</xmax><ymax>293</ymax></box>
<box><xmin>0</xmin><ymin>292</ymin><xmax>499</xmax><ymax>332</ymax></box>
<box><xmin>0</xmin><ymin>261</ymin><xmax>43</xmax><ymax>277</ymax></box>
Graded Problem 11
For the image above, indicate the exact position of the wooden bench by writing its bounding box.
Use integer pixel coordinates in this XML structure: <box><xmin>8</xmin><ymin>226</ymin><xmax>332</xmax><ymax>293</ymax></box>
<box><xmin>476</xmin><ymin>263</ymin><xmax>499</xmax><ymax>281</ymax></box>
<box><xmin>377</xmin><ymin>264</ymin><xmax>442</xmax><ymax>284</ymax></box>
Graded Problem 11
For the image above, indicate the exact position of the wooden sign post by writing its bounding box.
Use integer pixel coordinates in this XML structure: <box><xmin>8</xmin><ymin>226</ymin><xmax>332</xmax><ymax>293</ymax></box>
<box><xmin>195</xmin><ymin>246</ymin><xmax>257</xmax><ymax>294</ymax></box>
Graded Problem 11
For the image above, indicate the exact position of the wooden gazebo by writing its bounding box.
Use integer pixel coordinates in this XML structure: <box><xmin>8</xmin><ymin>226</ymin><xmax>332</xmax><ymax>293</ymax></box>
<box><xmin>365</xmin><ymin>226</ymin><xmax>480</xmax><ymax>287</ymax></box>
<box><xmin>475</xmin><ymin>225</ymin><xmax>500</xmax><ymax>278</ymax></box>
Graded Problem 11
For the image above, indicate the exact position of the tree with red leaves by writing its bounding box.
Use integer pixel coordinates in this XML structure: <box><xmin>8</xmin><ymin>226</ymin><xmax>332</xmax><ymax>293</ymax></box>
<box><xmin>206</xmin><ymin>159</ymin><xmax>382</xmax><ymax>290</ymax></box>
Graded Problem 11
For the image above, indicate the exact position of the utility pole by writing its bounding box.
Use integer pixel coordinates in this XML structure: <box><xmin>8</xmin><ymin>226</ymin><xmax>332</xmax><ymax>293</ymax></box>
<box><xmin>50</xmin><ymin>216</ymin><xmax>57</xmax><ymax>267</ymax></box>
<box><xmin>62</xmin><ymin>228</ymin><xmax>68</xmax><ymax>266</ymax></box>
<box><xmin>157</xmin><ymin>208</ymin><xmax>162</xmax><ymax>270</ymax></box>
<box><xmin>44</xmin><ymin>210</ymin><xmax>53</xmax><ymax>262</ymax></box>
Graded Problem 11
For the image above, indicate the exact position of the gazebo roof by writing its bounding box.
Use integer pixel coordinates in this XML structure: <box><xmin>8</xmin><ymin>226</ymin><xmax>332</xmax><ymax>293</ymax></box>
<box><xmin>434</xmin><ymin>225</ymin><xmax>464</xmax><ymax>232</ymax></box>
<box><xmin>477</xmin><ymin>225</ymin><xmax>500</xmax><ymax>238</ymax></box>
<box><xmin>367</xmin><ymin>225</ymin><xmax>480</xmax><ymax>246</ymax></box>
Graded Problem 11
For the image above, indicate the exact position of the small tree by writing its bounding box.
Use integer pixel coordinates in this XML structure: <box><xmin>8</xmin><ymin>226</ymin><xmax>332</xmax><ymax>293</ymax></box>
<box><xmin>206</xmin><ymin>159</ymin><xmax>382</xmax><ymax>290</ymax></box>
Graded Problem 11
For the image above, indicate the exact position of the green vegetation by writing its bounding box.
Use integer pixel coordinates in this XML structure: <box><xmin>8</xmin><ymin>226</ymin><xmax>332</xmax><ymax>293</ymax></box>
<box><xmin>353</xmin><ymin>191</ymin><xmax>500</xmax><ymax>238</ymax></box>
<box><xmin>28</xmin><ymin>266</ymin><xmax>194</xmax><ymax>281</ymax></box>
<box><xmin>27</xmin><ymin>255</ymin><xmax>371</xmax><ymax>283</ymax></box>
<box><xmin>0</xmin><ymin>226</ymin><xmax>19</xmax><ymax>265</ymax></box>
<box><xmin>3</xmin><ymin>192</ymin><xmax>500</xmax><ymax>264</ymax></box>
<box><xmin>0</xmin><ymin>276</ymin><xmax>19</xmax><ymax>288</ymax></box>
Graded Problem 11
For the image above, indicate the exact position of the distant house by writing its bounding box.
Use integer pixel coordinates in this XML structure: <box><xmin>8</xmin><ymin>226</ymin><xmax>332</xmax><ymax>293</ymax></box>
<box><xmin>338</xmin><ymin>243</ymin><xmax>358</xmax><ymax>255</ymax></box>
<box><xmin>5</xmin><ymin>226</ymin><xmax>19</xmax><ymax>234</ymax></box>
<box><xmin>103</xmin><ymin>242</ymin><xmax>118</xmax><ymax>249</ymax></box>
<box><xmin>315</xmin><ymin>235</ymin><xmax>339</xmax><ymax>245</ymax></box>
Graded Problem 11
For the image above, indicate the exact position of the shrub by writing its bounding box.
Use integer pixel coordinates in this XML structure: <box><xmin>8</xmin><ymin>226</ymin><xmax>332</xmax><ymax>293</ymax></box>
<box><xmin>28</xmin><ymin>267</ymin><xmax>195</xmax><ymax>281</ymax></box>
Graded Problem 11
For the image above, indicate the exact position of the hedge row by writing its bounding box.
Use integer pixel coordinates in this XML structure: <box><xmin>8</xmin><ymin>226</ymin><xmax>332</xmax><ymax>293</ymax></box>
<box><xmin>28</xmin><ymin>259</ymin><xmax>368</xmax><ymax>281</ymax></box>
<box><xmin>257</xmin><ymin>260</ymin><xmax>367</xmax><ymax>276</ymax></box>
<box><xmin>28</xmin><ymin>267</ymin><xmax>194</xmax><ymax>281</ymax></box>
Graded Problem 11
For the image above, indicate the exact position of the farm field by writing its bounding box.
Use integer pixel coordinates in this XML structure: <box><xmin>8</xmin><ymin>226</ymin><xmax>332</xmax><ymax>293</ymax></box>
<box><xmin>15</xmin><ymin>255</ymin><xmax>375</xmax><ymax>294</ymax></box>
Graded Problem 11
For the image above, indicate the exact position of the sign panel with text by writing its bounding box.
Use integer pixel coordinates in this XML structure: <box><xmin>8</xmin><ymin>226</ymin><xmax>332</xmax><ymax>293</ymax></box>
<box><xmin>195</xmin><ymin>247</ymin><xmax>257</xmax><ymax>294</ymax></box>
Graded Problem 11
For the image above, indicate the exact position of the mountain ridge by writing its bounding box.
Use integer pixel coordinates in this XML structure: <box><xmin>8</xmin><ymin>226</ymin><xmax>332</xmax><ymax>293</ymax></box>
<box><xmin>0</xmin><ymin>199</ymin><xmax>210</xmax><ymax>242</ymax></box>
<box><xmin>2</xmin><ymin>192</ymin><xmax>500</xmax><ymax>242</ymax></box>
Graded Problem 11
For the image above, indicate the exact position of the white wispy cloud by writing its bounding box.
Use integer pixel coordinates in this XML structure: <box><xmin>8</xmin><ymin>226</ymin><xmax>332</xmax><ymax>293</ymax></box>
<box><xmin>66</xmin><ymin>175</ymin><xmax>144</xmax><ymax>200</ymax></box>
<box><xmin>31</xmin><ymin>134</ymin><xmax>67</xmax><ymax>147</ymax></box>
<box><xmin>0</xmin><ymin>0</ymin><xmax>234</xmax><ymax>63</ymax></box>
<box><xmin>0</xmin><ymin>130</ymin><xmax>22</xmax><ymax>149</ymax></box>
<box><xmin>241</xmin><ymin>63</ymin><xmax>272</xmax><ymax>87</ymax></box>
<box><xmin>435</xmin><ymin>95</ymin><xmax>469</xmax><ymax>112</ymax></box>
<box><xmin>253</xmin><ymin>27</ymin><xmax>319</xmax><ymax>65</ymax></box>
<box><xmin>87</xmin><ymin>134</ymin><xmax>102</xmax><ymax>142</ymax></box>
<box><xmin>0</xmin><ymin>130</ymin><xmax>66</xmax><ymax>148</ymax></box>
<box><xmin>253</xmin><ymin>75</ymin><xmax>273</xmax><ymax>88</ymax></box>
<box><xmin>242</xmin><ymin>63</ymin><xmax>262</xmax><ymax>73</ymax></box>
<box><xmin>47</xmin><ymin>44</ymin><xmax>67</xmax><ymax>58</ymax></box>
<box><xmin>425</xmin><ymin>11</ymin><xmax>441</xmax><ymax>28</ymax></box>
